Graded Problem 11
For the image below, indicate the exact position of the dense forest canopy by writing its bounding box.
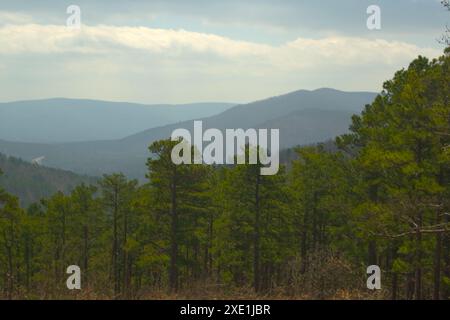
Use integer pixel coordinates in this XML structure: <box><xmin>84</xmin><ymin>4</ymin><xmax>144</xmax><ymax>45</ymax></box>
<box><xmin>0</xmin><ymin>49</ymin><xmax>449</xmax><ymax>300</ymax></box>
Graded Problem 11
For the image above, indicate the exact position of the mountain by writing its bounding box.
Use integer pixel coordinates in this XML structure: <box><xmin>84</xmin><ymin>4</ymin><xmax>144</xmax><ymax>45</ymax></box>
<box><xmin>257</xmin><ymin>108</ymin><xmax>356</xmax><ymax>148</ymax></box>
<box><xmin>0</xmin><ymin>153</ymin><xmax>97</xmax><ymax>207</ymax></box>
<box><xmin>0</xmin><ymin>88</ymin><xmax>377</xmax><ymax>179</ymax></box>
<box><xmin>0</xmin><ymin>98</ymin><xmax>235</xmax><ymax>143</ymax></box>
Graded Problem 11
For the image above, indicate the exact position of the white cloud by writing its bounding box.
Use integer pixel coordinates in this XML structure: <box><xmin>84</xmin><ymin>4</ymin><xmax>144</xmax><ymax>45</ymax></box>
<box><xmin>0</xmin><ymin>22</ymin><xmax>443</xmax><ymax>103</ymax></box>
<box><xmin>0</xmin><ymin>23</ymin><xmax>440</xmax><ymax>68</ymax></box>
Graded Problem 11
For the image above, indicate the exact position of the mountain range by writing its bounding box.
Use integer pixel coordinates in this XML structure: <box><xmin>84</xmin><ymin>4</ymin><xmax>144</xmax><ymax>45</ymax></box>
<box><xmin>0</xmin><ymin>88</ymin><xmax>377</xmax><ymax>179</ymax></box>
<box><xmin>0</xmin><ymin>99</ymin><xmax>234</xmax><ymax>143</ymax></box>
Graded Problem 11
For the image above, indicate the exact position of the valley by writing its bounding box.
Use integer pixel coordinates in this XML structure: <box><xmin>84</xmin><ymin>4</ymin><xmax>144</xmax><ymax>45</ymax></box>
<box><xmin>0</xmin><ymin>88</ymin><xmax>376</xmax><ymax>179</ymax></box>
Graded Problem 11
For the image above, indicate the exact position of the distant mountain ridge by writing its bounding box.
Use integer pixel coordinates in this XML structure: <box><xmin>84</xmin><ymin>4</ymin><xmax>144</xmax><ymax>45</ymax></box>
<box><xmin>0</xmin><ymin>88</ymin><xmax>377</xmax><ymax>179</ymax></box>
<box><xmin>0</xmin><ymin>98</ymin><xmax>235</xmax><ymax>143</ymax></box>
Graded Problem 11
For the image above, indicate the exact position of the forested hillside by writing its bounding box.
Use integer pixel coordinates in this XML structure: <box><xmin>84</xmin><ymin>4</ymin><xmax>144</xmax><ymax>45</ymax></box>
<box><xmin>0</xmin><ymin>50</ymin><xmax>448</xmax><ymax>300</ymax></box>
<box><xmin>0</xmin><ymin>154</ymin><xmax>97</xmax><ymax>206</ymax></box>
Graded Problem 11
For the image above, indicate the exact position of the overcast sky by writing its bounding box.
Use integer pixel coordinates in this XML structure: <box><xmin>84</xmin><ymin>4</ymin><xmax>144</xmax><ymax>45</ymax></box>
<box><xmin>0</xmin><ymin>0</ymin><xmax>448</xmax><ymax>104</ymax></box>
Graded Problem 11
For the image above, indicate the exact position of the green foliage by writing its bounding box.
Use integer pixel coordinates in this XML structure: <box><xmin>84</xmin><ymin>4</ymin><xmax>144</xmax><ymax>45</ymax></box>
<box><xmin>0</xmin><ymin>50</ymin><xmax>449</xmax><ymax>299</ymax></box>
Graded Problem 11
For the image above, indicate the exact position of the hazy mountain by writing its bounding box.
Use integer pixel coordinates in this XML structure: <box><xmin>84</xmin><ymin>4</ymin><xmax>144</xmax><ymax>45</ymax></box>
<box><xmin>0</xmin><ymin>153</ymin><xmax>97</xmax><ymax>207</ymax></box>
<box><xmin>0</xmin><ymin>98</ymin><xmax>235</xmax><ymax>143</ymax></box>
<box><xmin>257</xmin><ymin>108</ymin><xmax>356</xmax><ymax>149</ymax></box>
<box><xmin>0</xmin><ymin>88</ymin><xmax>377</xmax><ymax>179</ymax></box>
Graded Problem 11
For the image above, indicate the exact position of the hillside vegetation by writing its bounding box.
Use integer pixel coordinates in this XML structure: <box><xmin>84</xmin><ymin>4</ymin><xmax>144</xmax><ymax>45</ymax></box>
<box><xmin>0</xmin><ymin>154</ymin><xmax>96</xmax><ymax>206</ymax></box>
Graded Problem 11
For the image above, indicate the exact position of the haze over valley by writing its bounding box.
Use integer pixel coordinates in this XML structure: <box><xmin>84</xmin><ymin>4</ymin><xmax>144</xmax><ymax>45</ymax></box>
<box><xmin>0</xmin><ymin>88</ymin><xmax>376</xmax><ymax>179</ymax></box>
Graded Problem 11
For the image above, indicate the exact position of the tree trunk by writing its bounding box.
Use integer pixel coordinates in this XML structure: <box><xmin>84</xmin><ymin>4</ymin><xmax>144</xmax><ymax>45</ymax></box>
<box><xmin>391</xmin><ymin>245</ymin><xmax>398</xmax><ymax>300</ymax></box>
<box><xmin>433</xmin><ymin>211</ymin><xmax>442</xmax><ymax>300</ymax></box>
<box><xmin>300</xmin><ymin>204</ymin><xmax>309</xmax><ymax>274</ymax></box>
<box><xmin>25</xmin><ymin>235</ymin><xmax>31</xmax><ymax>292</ymax></box>
<box><xmin>112</xmin><ymin>186</ymin><xmax>120</xmax><ymax>296</ymax></box>
<box><xmin>6</xmin><ymin>241</ymin><xmax>13</xmax><ymax>300</ymax></box>
<box><xmin>83</xmin><ymin>225</ymin><xmax>89</xmax><ymax>285</ymax></box>
<box><xmin>253</xmin><ymin>174</ymin><xmax>261</xmax><ymax>293</ymax></box>
<box><xmin>169</xmin><ymin>172</ymin><xmax>179</xmax><ymax>292</ymax></box>
<box><xmin>368</xmin><ymin>240</ymin><xmax>377</xmax><ymax>265</ymax></box>
<box><xmin>415</xmin><ymin>211</ymin><xmax>423</xmax><ymax>300</ymax></box>
<box><xmin>123</xmin><ymin>209</ymin><xmax>129</xmax><ymax>296</ymax></box>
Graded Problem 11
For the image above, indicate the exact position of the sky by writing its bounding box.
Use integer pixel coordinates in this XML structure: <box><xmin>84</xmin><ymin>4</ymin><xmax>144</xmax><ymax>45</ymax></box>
<box><xmin>0</xmin><ymin>0</ymin><xmax>448</xmax><ymax>104</ymax></box>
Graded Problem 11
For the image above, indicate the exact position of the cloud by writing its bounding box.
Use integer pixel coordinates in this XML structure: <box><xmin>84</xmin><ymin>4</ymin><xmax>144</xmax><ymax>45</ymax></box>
<box><xmin>0</xmin><ymin>11</ymin><xmax>34</xmax><ymax>25</ymax></box>
<box><xmin>0</xmin><ymin>19</ymin><xmax>443</xmax><ymax>103</ymax></box>
<box><xmin>0</xmin><ymin>23</ymin><xmax>440</xmax><ymax>68</ymax></box>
